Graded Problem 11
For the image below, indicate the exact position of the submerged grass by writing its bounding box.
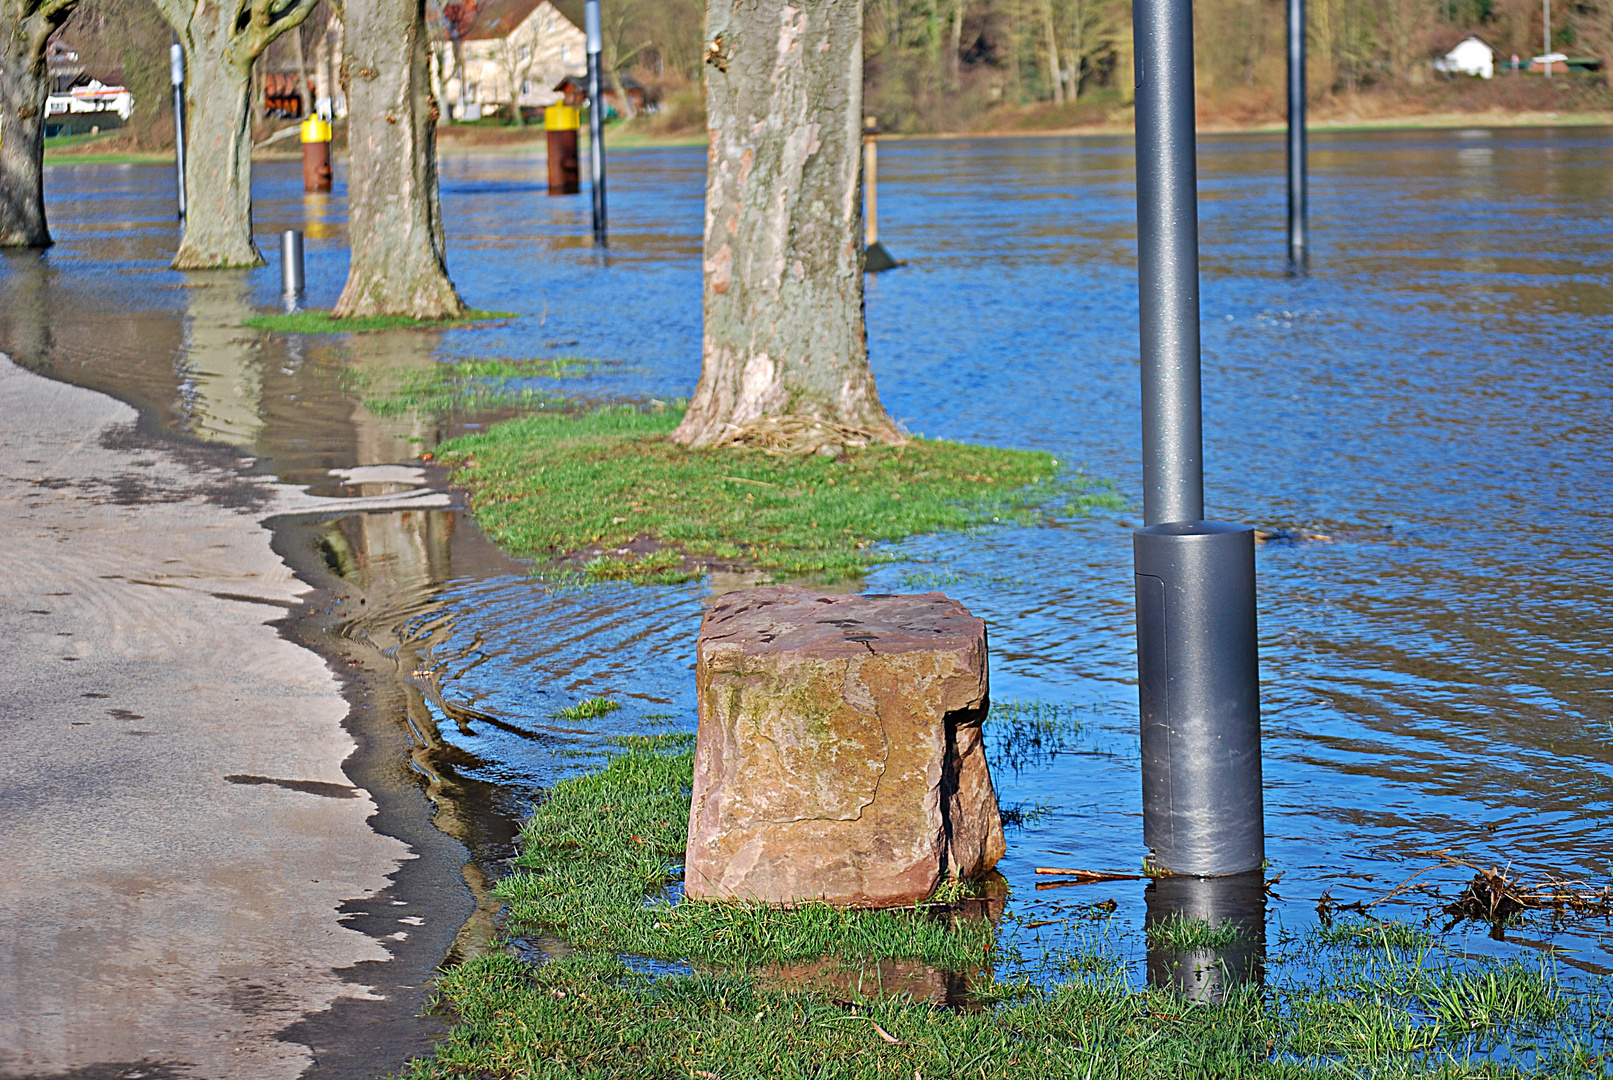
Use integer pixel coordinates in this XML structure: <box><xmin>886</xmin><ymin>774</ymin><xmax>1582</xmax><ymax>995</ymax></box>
<box><xmin>1146</xmin><ymin>913</ymin><xmax>1245</xmax><ymax>952</ymax></box>
<box><xmin>243</xmin><ymin>308</ymin><xmax>516</xmax><ymax>334</ymax></box>
<box><xmin>355</xmin><ymin>356</ymin><xmax>610</xmax><ymax>418</ymax></box>
<box><xmin>404</xmin><ymin>739</ymin><xmax>1612</xmax><ymax>1079</ymax></box>
<box><xmin>553</xmin><ymin>696</ymin><xmax>621</xmax><ymax>720</ymax></box>
<box><xmin>438</xmin><ymin>404</ymin><xmax>1120</xmax><ymax>583</ymax></box>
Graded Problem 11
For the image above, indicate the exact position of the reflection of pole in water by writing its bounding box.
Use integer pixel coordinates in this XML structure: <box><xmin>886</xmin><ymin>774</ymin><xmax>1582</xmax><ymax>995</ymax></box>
<box><xmin>181</xmin><ymin>275</ymin><xmax>264</xmax><ymax>448</ymax></box>
<box><xmin>1145</xmin><ymin>871</ymin><xmax>1266</xmax><ymax>1003</ymax></box>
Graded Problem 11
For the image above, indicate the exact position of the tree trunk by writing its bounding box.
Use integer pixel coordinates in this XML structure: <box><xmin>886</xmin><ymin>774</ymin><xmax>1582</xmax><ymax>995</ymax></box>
<box><xmin>154</xmin><ymin>0</ymin><xmax>320</xmax><ymax>268</ymax></box>
<box><xmin>671</xmin><ymin>0</ymin><xmax>898</xmax><ymax>448</ymax></box>
<box><xmin>0</xmin><ymin>0</ymin><xmax>79</xmax><ymax>248</ymax></box>
<box><xmin>291</xmin><ymin>24</ymin><xmax>313</xmax><ymax>117</ymax></box>
<box><xmin>333</xmin><ymin>0</ymin><xmax>465</xmax><ymax>318</ymax></box>
<box><xmin>175</xmin><ymin>45</ymin><xmax>261</xmax><ymax>268</ymax></box>
<box><xmin>949</xmin><ymin>0</ymin><xmax>965</xmax><ymax>86</ymax></box>
<box><xmin>1042</xmin><ymin>0</ymin><xmax>1063</xmax><ymax>103</ymax></box>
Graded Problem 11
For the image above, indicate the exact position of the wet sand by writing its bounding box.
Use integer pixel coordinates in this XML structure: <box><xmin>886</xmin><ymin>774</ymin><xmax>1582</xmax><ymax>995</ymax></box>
<box><xmin>0</xmin><ymin>355</ymin><xmax>467</xmax><ymax>1079</ymax></box>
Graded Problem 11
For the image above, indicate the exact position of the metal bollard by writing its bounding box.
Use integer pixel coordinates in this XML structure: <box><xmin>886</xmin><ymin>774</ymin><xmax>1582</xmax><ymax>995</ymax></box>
<box><xmin>170</xmin><ymin>43</ymin><xmax>186</xmax><ymax>221</ymax></box>
<box><xmin>1130</xmin><ymin>0</ymin><xmax>1264</xmax><ymax>877</ymax></box>
<box><xmin>301</xmin><ymin>114</ymin><xmax>333</xmax><ymax>193</ymax></box>
<box><xmin>281</xmin><ymin>230</ymin><xmax>305</xmax><ymax>306</ymax></box>
<box><xmin>1134</xmin><ymin>523</ymin><xmax>1263</xmax><ymax>875</ymax></box>
<box><xmin>545</xmin><ymin>103</ymin><xmax>581</xmax><ymax>195</ymax></box>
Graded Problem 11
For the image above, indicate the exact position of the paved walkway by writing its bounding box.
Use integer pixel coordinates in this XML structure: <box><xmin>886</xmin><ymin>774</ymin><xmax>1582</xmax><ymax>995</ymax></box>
<box><xmin>0</xmin><ymin>357</ymin><xmax>454</xmax><ymax>1079</ymax></box>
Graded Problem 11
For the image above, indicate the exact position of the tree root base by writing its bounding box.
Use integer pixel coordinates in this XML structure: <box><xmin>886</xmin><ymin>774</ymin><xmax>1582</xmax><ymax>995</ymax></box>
<box><xmin>711</xmin><ymin>414</ymin><xmax>907</xmax><ymax>458</ymax></box>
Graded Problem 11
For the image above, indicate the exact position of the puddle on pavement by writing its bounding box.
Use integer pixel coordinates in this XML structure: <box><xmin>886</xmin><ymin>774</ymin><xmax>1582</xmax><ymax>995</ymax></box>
<box><xmin>5</xmin><ymin>128</ymin><xmax>1612</xmax><ymax>1009</ymax></box>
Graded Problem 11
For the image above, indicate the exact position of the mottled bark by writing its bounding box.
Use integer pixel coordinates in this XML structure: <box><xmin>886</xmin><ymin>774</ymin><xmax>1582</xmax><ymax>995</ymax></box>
<box><xmin>153</xmin><ymin>0</ymin><xmax>321</xmax><ymax>269</ymax></box>
<box><xmin>177</xmin><ymin>48</ymin><xmax>259</xmax><ymax>268</ymax></box>
<box><xmin>0</xmin><ymin>0</ymin><xmax>78</xmax><ymax>248</ymax></box>
<box><xmin>672</xmin><ymin>0</ymin><xmax>898</xmax><ymax>447</ymax></box>
<box><xmin>333</xmin><ymin>0</ymin><xmax>464</xmax><ymax>318</ymax></box>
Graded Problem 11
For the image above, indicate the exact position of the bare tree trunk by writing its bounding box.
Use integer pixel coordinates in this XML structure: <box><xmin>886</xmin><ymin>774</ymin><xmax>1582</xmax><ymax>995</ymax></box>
<box><xmin>0</xmin><ymin>0</ymin><xmax>79</xmax><ymax>248</ymax></box>
<box><xmin>250</xmin><ymin>59</ymin><xmax>268</xmax><ymax>132</ymax></box>
<box><xmin>178</xmin><ymin>46</ymin><xmax>260</xmax><ymax>268</ymax></box>
<box><xmin>154</xmin><ymin>0</ymin><xmax>321</xmax><ymax>268</ymax></box>
<box><xmin>672</xmin><ymin>0</ymin><xmax>897</xmax><ymax>448</ymax></box>
<box><xmin>291</xmin><ymin>23</ymin><xmax>313</xmax><ymax>117</ymax></box>
<box><xmin>949</xmin><ymin>0</ymin><xmax>965</xmax><ymax>86</ymax></box>
<box><xmin>333</xmin><ymin>0</ymin><xmax>465</xmax><ymax>318</ymax></box>
<box><xmin>1042</xmin><ymin>0</ymin><xmax>1064</xmax><ymax>103</ymax></box>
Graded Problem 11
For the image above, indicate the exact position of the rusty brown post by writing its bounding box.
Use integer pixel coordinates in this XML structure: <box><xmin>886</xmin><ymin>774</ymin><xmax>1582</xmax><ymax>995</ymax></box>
<box><xmin>545</xmin><ymin>103</ymin><xmax>581</xmax><ymax>195</ymax></box>
<box><xmin>301</xmin><ymin>115</ymin><xmax>333</xmax><ymax>194</ymax></box>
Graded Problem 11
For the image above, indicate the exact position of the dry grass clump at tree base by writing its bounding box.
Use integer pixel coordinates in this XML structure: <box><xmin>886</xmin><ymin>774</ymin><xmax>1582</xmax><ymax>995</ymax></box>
<box><xmin>399</xmin><ymin>736</ymin><xmax>1608</xmax><ymax>1079</ymax></box>
<box><xmin>436</xmin><ymin>404</ymin><xmax>1119</xmax><ymax>583</ymax></box>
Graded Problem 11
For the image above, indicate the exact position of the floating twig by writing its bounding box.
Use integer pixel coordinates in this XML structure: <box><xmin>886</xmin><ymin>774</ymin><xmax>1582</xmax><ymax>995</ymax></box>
<box><xmin>1034</xmin><ymin>867</ymin><xmax>1142</xmax><ymax>882</ymax></box>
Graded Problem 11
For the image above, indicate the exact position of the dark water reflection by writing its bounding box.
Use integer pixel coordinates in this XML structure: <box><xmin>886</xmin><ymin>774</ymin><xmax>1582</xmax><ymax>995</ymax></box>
<box><xmin>3</xmin><ymin>127</ymin><xmax>1611</xmax><ymax>989</ymax></box>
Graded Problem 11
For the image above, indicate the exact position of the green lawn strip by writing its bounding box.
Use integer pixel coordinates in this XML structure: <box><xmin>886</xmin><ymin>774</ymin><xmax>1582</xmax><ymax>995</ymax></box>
<box><xmin>243</xmin><ymin>308</ymin><xmax>516</xmax><ymax>334</ymax></box>
<box><xmin>438</xmin><ymin>404</ymin><xmax>1121</xmax><ymax>583</ymax></box>
<box><xmin>402</xmin><ymin>738</ymin><xmax>1606</xmax><ymax>1078</ymax></box>
<box><xmin>353</xmin><ymin>356</ymin><xmax>611</xmax><ymax>418</ymax></box>
<box><xmin>495</xmin><ymin>736</ymin><xmax>993</xmax><ymax>971</ymax></box>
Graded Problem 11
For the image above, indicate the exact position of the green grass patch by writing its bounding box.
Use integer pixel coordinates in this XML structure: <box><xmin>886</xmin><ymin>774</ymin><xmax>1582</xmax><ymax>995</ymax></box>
<box><xmin>1146</xmin><ymin>913</ymin><xmax>1244</xmax><ymax>952</ymax></box>
<box><xmin>1310</xmin><ymin>917</ymin><xmax>1434</xmax><ymax>953</ymax></box>
<box><xmin>243</xmin><ymin>308</ymin><xmax>516</xmax><ymax>334</ymax></box>
<box><xmin>438</xmin><ymin>404</ymin><xmax>1121</xmax><ymax>583</ymax></box>
<box><xmin>553</xmin><ymin>696</ymin><xmax>621</xmax><ymax>720</ymax></box>
<box><xmin>354</xmin><ymin>356</ymin><xmax>609</xmax><ymax>418</ymax></box>
<box><xmin>495</xmin><ymin>735</ymin><xmax>994</xmax><ymax>971</ymax></box>
<box><xmin>403</xmin><ymin>738</ymin><xmax>1611</xmax><ymax>1079</ymax></box>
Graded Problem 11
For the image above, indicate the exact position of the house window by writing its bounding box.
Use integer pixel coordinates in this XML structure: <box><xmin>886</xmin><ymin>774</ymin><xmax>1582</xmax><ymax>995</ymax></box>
<box><xmin>519</xmin><ymin>44</ymin><xmax>531</xmax><ymax>61</ymax></box>
<box><xmin>561</xmin><ymin>44</ymin><xmax>570</xmax><ymax>62</ymax></box>
<box><xmin>521</xmin><ymin>80</ymin><xmax>531</xmax><ymax>96</ymax></box>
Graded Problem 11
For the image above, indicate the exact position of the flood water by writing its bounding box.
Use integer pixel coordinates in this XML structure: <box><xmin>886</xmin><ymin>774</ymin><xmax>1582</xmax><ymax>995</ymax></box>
<box><xmin>5</xmin><ymin>126</ymin><xmax>1611</xmax><ymax>996</ymax></box>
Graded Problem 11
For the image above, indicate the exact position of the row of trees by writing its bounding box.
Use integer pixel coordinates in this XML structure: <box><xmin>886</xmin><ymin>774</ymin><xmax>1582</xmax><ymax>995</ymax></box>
<box><xmin>0</xmin><ymin>0</ymin><xmax>461</xmax><ymax>318</ymax></box>
<box><xmin>605</xmin><ymin>0</ymin><xmax>1612</xmax><ymax>133</ymax></box>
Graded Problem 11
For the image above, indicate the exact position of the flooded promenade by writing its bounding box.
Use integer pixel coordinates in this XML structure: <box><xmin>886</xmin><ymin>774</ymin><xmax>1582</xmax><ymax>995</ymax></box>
<box><xmin>2</xmin><ymin>125</ymin><xmax>1611</xmax><ymax>1073</ymax></box>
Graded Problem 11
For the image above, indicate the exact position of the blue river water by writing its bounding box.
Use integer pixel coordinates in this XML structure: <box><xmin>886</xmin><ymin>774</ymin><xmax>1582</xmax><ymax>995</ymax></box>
<box><xmin>5</xmin><ymin>126</ymin><xmax>1611</xmax><ymax>995</ymax></box>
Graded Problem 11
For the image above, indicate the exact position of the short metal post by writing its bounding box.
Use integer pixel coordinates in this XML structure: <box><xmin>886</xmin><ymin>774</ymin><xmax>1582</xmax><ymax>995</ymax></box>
<box><xmin>1130</xmin><ymin>0</ymin><xmax>1264</xmax><ymax>878</ymax></box>
<box><xmin>1286</xmin><ymin>0</ymin><xmax>1307</xmax><ymax>270</ymax></box>
<box><xmin>170</xmin><ymin>42</ymin><xmax>186</xmax><ymax>221</ymax></box>
<box><xmin>585</xmin><ymin>0</ymin><xmax>607</xmax><ymax>246</ymax></box>
<box><xmin>281</xmin><ymin>230</ymin><xmax>305</xmax><ymax>307</ymax></box>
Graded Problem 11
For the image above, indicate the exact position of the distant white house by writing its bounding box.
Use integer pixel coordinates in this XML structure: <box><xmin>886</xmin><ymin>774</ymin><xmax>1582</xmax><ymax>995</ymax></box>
<box><xmin>433</xmin><ymin>0</ymin><xmax>587</xmax><ymax>120</ymax></box>
<box><xmin>1434</xmin><ymin>35</ymin><xmax>1495</xmax><ymax>79</ymax></box>
<box><xmin>46</xmin><ymin>80</ymin><xmax>134</xmax><ymax>119</ymax></box>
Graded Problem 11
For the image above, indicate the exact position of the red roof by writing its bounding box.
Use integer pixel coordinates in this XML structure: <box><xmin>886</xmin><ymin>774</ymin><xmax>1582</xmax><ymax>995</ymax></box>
<box><xmin>437</xmin><ymin>0</ymin><xmax>576</xmax><ymax>41</ymax></box>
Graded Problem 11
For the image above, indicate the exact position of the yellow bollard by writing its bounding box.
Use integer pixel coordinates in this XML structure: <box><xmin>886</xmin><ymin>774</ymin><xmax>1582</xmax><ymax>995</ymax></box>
<box><xmin>301</xmin><ymin>115</ymin><xmax>333</xmax><ymax>193</ymax></box>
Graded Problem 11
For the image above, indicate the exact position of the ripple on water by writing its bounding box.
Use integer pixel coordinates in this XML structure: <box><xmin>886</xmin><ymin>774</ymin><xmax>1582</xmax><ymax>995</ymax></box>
<box><xmin>7</xmin><ymin>126</ymin><xmax>1611</xmax><ymax>990</ymax></box>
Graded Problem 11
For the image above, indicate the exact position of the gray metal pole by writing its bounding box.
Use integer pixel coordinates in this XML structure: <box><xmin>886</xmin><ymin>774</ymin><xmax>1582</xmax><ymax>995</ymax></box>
<box><xmin>585</xmin><ymin>0</ymin><xmax>607</xmax><ymax>247</ymax></box>
<box><xmin>281</xmin><ymin>230</ymin><xmax>305</xmax><ymax>302</ymax></box>
<box><xmin>170</xmin><ymin>43</ymin><xmax>186</xmax><ymax>221</ymax></box>
<box><xmin>1130</xmin><ymin>0</ymin><xmax>1264</xmax><ymax>879</ymax></box>
<box><xmin>1133</xmin><ymin>0</ymin><xmax>1203</xmax><ymax>527</ymax></box>
<box><xmin>1286</xmin><ymin>0</ymin><xmax>1307</xmax><ymax>268</ymax></box>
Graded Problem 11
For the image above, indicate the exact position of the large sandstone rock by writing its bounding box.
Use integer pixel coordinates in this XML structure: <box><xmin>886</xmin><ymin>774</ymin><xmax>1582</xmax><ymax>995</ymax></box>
<box><xmin>683</xmin><ymin>586</ymin><xmax>1006</xmax><ymax>907</ymax></box>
